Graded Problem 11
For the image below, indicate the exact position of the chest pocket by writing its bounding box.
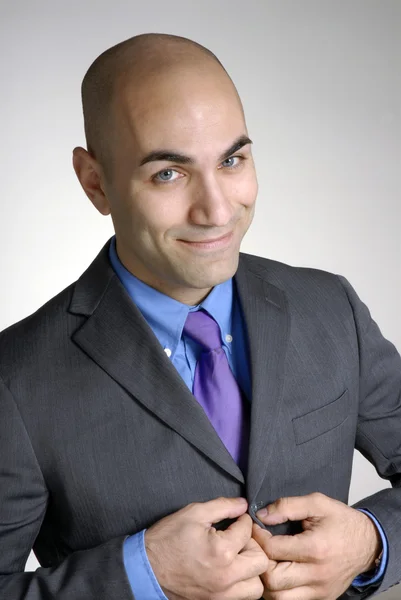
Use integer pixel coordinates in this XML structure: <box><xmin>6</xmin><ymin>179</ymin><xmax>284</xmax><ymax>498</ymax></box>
<box><xmin>292</xmin><ymin>388</ymin><xmax>349</xmax><ymax>445</ymax></box>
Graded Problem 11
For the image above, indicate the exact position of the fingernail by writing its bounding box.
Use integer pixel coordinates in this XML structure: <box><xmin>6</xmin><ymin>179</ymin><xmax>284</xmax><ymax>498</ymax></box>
<box><xmin>256</xmin><ymin>508</ymin><xmax>268</xmax><ymax>518</ymax></box>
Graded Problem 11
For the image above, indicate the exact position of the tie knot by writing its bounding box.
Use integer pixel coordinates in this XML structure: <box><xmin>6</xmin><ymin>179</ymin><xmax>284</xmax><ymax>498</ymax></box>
<box><xmin>183</xmin><ymin>310</ymin><xmax>222</xmax><ymax>351</ymax></box>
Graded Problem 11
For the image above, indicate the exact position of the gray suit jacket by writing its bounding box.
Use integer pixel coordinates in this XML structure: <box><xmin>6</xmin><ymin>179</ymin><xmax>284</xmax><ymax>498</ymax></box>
<box><xmin>1</xmin><ymin>240</ymin><xmax>400</xmax><ymax>599</ymax></box>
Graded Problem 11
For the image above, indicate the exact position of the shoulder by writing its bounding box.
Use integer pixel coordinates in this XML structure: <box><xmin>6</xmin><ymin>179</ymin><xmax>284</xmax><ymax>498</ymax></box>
<box><xmin>237</xmin><ymin>253</ymin><xmax>365</xmax><ymax>347</ymax></box>
<box><xmin>0</xmin><ymin>240</ymin><xmax>113</xmax><ymax>379</ymax></box>
<box><xmin>239</xmin><ymin>252</ymin><xmax>346</xmax><ymax>295</ymax></box>
<box><xmin>0</xmin><ymin>282</ymin><xmax>79</xmax><ymax>380</ymax></box>
<box><xmin>237</xmin><ymin>252</ymin><xmax>359</xmax><ymax>324</ymax></box>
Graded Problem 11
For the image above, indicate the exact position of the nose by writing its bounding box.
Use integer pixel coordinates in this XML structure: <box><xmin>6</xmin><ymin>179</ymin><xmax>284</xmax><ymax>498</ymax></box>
<box><xmin>188</xmin><ymin>173</ymin><xmax>234</xmax><ymax>228</ymax></box>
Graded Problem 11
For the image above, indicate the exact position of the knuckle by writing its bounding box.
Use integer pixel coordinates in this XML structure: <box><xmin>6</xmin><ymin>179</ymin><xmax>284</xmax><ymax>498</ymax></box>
<box><xmin>315</xmin><ymin>538</ymin><xmax>330</xmax><ymax>561</ymax></box>
<box><xmin>239</xmin><ymin>577</ymin><xmax>265</xmax><ymax>600</ymax></box>
<box><xmin>273</xmin><ymin>497</ymin><xmax>285</xmax><ymax>511</ymax></box>
<box><xmin>183</xmin><ymin>501</ymin><xmax>204</xmax><ymax>521</ymax></box>
<box><xmin>309</xmin><ymin>535</ymin><xmax>328</xmax><ymax>561</ymax></box>
<box><xmin>219</xmin><ymin>546</ymin><xmax>235</xmax><ymax>566</ymax></box>
<box><xmin>312</xmin><ymin>491</ymin><xmax>325</xmax><ymax>502</ymax></box>
<box><xmin>264</xmin><ymin>569</ymin><xmax>279</xmax><ymax>591</ymax></box>
<box><xmin>260</xmin><ymin>552</ymin><xmax>269</xmax><ymax>572</ymax></box>
<box><xmin>253</xmin><ymin>549</ymin><xmax>269</xmax><ymax>574</ymax></box>
<box><xmin>309</xmin><ymin>536</ymin><xmax>320</xmax><ymax>557</ymax></box>
<box><xmin>320</xmin><ymin>538</ymin><xmax>330</xmax><ymax>558</ymax></box>
<box><xmin>241</xmin><ymin>512</ymin><xmax>252</xmax><ymax>526</ymax></box>
<box><xmin>276</xmin><ymin>496</ymin><xmax>289</xmax><ymax>509</ymax></box>
<box><xmin>184</xmin><ymin>501</ymin><xmax>198</xmax><ymax>513</ymax></box>
<box><xmin>253</xmin><ymin>577</ymin><xmax>265</xmax><ymax>599</ymax></box>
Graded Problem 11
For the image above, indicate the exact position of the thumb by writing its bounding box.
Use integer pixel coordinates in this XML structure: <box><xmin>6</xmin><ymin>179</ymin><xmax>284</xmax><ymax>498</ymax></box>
<box><xmin>252</xmin><ymin>523</ymin><xmax>273</xmax><ymax>551</ymax></box>
<box><xmin>256</xmin><ymin>494</ymin><xmax>326</xmax><ymax>526</ymax></box>
<box><xmin>243</xmin><ymin>533</ymin><xmax>270</xmax><ymax>563</ymax></box>
<box><xmin>196</xmin><ymin>496</ymin><xmax>248</xmax><ymax>525</ymax></box>
<box><xmin>252</xmin><ymin>524</ymin><xmax>278</xmax><ymax>572</ymax></box>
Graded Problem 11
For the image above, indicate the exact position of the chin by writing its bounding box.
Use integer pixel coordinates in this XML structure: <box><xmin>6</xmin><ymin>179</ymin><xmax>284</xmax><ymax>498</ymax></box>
<box><xmin>189</xmin><ymin>256</ymin><xmax>239</xmax><ymax>289</ymax></box>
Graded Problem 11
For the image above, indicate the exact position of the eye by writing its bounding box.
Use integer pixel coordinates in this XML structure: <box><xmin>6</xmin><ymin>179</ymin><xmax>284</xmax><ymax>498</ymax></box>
<box><xmin>153</xmin><ymin>168</ymin><xmax>183</xmax><ymax>183</ymax></box>
<box><xmin>220</xmin><ymin>156</ymin><xmax>242</xmax><ymax>169</ymax></box>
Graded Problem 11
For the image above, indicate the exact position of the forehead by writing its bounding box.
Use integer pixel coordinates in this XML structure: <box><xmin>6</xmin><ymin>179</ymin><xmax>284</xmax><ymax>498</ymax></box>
<box><xmin>114</xmin><ymin>67</ymin><xmax>247</xmax><ymax>158</ymax></box>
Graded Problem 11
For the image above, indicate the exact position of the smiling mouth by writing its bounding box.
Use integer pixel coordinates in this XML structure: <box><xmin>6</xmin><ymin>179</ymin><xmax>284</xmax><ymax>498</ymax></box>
<box><xmin>177</xmin><ymin>231</ymin><xmax>234</xmax><ymax>250</ymax></box>
<box><xmin>180</xmin><ymin>232</ymin><xmax>232</xmax><ymax>244</ymax></box>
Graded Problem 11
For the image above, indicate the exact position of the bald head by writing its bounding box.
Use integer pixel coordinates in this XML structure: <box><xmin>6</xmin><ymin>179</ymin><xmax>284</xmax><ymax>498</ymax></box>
<box><xmin>74</xmin><ymin>33</ymin><xmax>256</xmax><ymax>305</ymax></box>
<box><xmin>81</xmin><ymin>33</ymin><xmax>236</xmax><ymax>176</ymax></box>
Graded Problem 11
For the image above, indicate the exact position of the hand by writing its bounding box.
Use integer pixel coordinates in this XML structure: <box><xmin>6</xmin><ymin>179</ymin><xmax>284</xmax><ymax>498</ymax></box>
<box><xmin>252</xmin><ymin>492</ymin><xmax>382</xmax><ymax>600</ymax></box>
<box><xmin>145</xmin><ymin>496</ymin><xmax>269</xmax><ymax>600</ymax></box>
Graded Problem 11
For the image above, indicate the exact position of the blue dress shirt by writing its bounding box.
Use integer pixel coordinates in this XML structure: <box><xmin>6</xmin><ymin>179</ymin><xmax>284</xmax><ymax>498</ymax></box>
<box><xmin>108</xmin><ymin>237</ymin><xmax>387</xmax><ymax>598</ymax></box>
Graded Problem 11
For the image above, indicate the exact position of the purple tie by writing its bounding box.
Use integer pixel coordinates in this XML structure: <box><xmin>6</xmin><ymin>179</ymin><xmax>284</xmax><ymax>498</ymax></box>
<box><xmin>184</xmin><ymin>310</ymin><xmax>249</xmax><ymax>472</ymax></box>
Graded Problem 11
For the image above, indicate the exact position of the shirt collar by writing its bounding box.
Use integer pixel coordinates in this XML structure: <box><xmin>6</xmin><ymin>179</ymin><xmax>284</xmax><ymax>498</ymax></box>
<box><xmin>109</xmin><ymin>236</ymin><xmax>234</xmax><ymax>358</ymax></box>
<box><xmin>196</xmin><ymin>277</ymin><xmax>234</xmax><ymax>350</ymax></box>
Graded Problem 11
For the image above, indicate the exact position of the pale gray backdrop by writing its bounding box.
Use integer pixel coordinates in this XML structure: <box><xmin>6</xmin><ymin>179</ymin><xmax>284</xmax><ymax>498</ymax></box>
<box><xmin>1</xmin><ymin>1</ymin><xmax>400</xmax><ymax>598</ymax></box>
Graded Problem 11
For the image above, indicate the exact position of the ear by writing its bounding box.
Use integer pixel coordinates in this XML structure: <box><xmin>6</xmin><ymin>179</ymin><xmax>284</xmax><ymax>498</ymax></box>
<box><xmin>72</xmin><ymin>147</ymin><xmax>111</xmax><ymax>216</ymax></box>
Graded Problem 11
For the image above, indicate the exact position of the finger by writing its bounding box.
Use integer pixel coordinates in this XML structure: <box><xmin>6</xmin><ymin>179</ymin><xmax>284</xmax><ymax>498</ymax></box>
<box><xmin>261</xmin><ymin>530</ymin><xmax>317</xmax><ymax>563</ymax></box>
<box><xmin>210</xmin><ymin>553</ymin><xmax>267</xmax><ymax>596</ymax></box>
<box><xmin>216</xmin><ymin>512</ymin><xmax>253</xmax><ymax>554</ymax></box>
<box><xmin>194</xmin><ymin>496</ymin><xmax>248</xmax><ymax>525</ymax></box>
<box><xmin>256</xmin><ymin>493</ymin><xmax>328</xmax><ymax>525</ymax></box>
<box><xmin>217</xmin><ymin>576</ymin><xmax>265</xmax><ymax>600</ymax></box>
<box><xmin>261</xmin><ymin>560</ymin><xmax>315</xmax><ymax>592</ymax></box>
<box><xmin>252</xmin><ymin>522</ymin><xmax>273</xmax><ymax>538</ymax></box>
<box><xmin>240</xmin><ymin>534</ymin><xmax>270</xmax><ymax>559</ymax></box>
<box><xmin>241</xmin><ymin>534</ymin><xmax>267</xmax><ymax>553</ymax></box>
<box><xmin>227</xmin><ymin>537</ymin><xmax>269</xmax><ymax>583</ymax></box>
<box><xmin>252</xmin><ymin>526</ymin><xmax>279</xmax><ymax>574</ymax></box>
<box><xmin>252</xmin><ymin>523</ymin><xmax>274</xmax><ymax>554</ymax></box>
<box><xmin>261</xmin><ymin>585</ymin><xmax>316</xmax><ymax>600</ymax></box>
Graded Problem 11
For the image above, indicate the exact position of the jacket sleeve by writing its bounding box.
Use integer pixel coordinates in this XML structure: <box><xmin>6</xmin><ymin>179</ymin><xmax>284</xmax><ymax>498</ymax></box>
<box><xmin>0</xmin><ymin>375</ymin><xmax>135</xmax><ymax>600</ymax></box>
<box><xmin>337</xmin><ymin>276</ymin><xmax>401</xmax><ymax>599</ymax></box>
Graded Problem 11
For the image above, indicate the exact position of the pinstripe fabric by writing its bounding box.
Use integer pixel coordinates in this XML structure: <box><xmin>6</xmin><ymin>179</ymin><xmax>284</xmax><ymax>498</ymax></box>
<box><xmin>0</xmin><ymin>238</ymin><xmax>400</xmax><ymax>599</ymax></box>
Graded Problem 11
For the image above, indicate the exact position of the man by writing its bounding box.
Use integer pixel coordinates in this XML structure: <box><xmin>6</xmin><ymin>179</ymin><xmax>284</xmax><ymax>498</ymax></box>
<box><xmin>0</xmin><ymin>32</ymin><xmax>400</xmax><ymax>600</ymax></box>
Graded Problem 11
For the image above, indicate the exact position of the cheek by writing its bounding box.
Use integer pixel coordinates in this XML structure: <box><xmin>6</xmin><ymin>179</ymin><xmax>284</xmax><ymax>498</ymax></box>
<box><xmin>129</xmin><ymin>187</ymin><xmax>185</xmax><ymax>238</ymax></box>
<box><xmin>231</xmin><ymin>171</ymin><xmax>258</xmax><ymax>207</ymax></box>
<box><xmin>150</xmin><ymin>199</ymin><xmax>181</xmax><ymax>225</ymax></box>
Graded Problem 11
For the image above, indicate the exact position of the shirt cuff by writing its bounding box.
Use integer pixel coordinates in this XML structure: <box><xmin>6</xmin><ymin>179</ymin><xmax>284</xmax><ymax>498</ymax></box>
<box><xmin>351</xmin><ymin>508</ymin><xmax>388</xmax><ymax>587</ymax></box>
<box><xmin>123</xmin><ymin>530</ymin><xmax>168</xmax><ymax>599</ymax></box>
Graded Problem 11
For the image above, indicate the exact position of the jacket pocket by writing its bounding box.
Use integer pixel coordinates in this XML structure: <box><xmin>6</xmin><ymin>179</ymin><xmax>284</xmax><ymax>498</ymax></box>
<box><xmin>292</xmin><ymin>389</ymin><xmax>349</xmax><ymax>445</ymax></box>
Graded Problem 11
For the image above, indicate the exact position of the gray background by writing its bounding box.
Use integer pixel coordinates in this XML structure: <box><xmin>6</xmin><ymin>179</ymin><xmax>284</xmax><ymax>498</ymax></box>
<box><xmin>1</xmin><ymin>1</ymin><xmax>400</xmax><ymax>597</ymax></box>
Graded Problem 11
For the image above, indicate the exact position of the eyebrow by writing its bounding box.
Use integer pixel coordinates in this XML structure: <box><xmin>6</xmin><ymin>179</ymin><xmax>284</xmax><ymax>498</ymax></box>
<box><xmin>138</xmin><ymin>134</ymin><xmax>253</xmax><ymax>167</ymax></box>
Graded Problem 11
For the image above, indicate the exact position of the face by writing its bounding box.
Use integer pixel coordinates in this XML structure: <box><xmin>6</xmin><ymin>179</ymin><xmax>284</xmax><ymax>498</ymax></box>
<box><xmin>82</xmin><ymin>63</ymin><xmax>258</xmax><ymax>304</ymax></box>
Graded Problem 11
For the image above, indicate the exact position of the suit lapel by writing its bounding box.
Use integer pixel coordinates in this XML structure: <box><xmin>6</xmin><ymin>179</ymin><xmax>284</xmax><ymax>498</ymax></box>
<box><xmin>235</xmin><ymin>255</ymin><xmax>290</xmax><ymax>503</ymax></box>
<box><xmin>70</xmin><ymin>241</ymin><xmax>244</xmax><ymax>484</ymax></box>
